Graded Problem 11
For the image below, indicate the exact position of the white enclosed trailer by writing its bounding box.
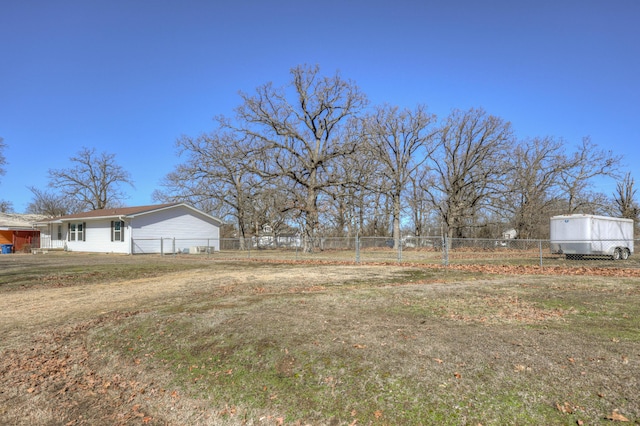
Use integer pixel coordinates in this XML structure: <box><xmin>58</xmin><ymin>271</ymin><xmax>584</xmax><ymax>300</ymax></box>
<box><xmin>550</xmin><ymin>214</ymin><xmax>634</xmax><ymax>260</ymax></box>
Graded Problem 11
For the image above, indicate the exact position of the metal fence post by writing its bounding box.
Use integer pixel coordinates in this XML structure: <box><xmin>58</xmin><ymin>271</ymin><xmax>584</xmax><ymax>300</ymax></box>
<box><xmin>539</xmin><ymin>239</ymin><xmax>543</xmax><ymax>267</ymax></box>
<box><xmin>442</xmin><ymin>236</ymin><xmax>449</xmax><ymax>267</ymax></box>
<box><xmin>355</xmin><ymin>235</ymin><xmax>360</xmax><ymax>263</ymax></box>
<box><xmin>173</xmin><ymin>238</ymin><xmax>176</xmax><ymax>256</ymax></box>
<box><xmin>397</xmin><ymin>238</ymin><xmax>402</xmax><ymax>263</ymax></box>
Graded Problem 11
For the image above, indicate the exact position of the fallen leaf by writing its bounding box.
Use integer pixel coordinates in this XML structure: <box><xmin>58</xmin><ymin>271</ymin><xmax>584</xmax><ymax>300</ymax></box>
<box><xmin>433</xmin><ymin>358</ymin><xmax>444</xmax><ymax>364</ymax></box>
<box><xmin>556</xmin><ymin>402</ymin><xmax>573</xmax><ymax>414</ymax></box>
<box><xmin>353</xmin><ymin>344</ymin><xmax>366</xmax><ymax>349</ymax></box>
<box><xmin>374</xmin><ymin>410</ymin><xmax>383</xmax><ymax>419</ymax></box>
<box><xmin>142</xmin><ymin>417</ymin><xmax>152</xmax><ymax>424</ymax></box>
<box><xmin>605</xmin><ymin>410</ymin><xmax>629</xmax><ymax>422</ymax></box>
<box><xmin>454</xmin><ymin>372</ymin><xmax>461</xmax><ymax>379</ymax></box>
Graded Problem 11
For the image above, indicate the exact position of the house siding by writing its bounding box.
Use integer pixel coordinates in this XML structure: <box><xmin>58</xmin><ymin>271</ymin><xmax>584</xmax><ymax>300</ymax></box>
<box><xmin>130</xmin><ymin>205</ymin><xmax>220</xmax><ymax>254</ymax></box>
<box><xmin>65</xmin><ymin>218</ymin><xmax>129</xmax><ymax>254</ymax></box>
<box><xmin>35</xmin><ymin>204</ymin><xmax>220</xmax><ymax>254</ymax></box>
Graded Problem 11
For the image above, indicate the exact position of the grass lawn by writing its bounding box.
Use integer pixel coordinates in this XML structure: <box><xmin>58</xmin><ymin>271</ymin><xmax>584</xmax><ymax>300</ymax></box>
<box><xmin>1</xmin><ymin>253</ymin><xmax>638</xmax><ymax>425</ymax></box>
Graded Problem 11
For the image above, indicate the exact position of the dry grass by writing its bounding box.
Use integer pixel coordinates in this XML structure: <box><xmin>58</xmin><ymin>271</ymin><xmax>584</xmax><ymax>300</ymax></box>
<box><xmin>1</xmin><ymin>252</ymin><xmax>639</xmax><ymax>425</ymax></box>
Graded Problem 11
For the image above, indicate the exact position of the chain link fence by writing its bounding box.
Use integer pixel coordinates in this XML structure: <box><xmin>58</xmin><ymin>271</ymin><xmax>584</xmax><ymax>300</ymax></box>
<box><xmin>131</xmin><ymin>236</ymin><xmax>640</xmax><ymax>268</ymax></box>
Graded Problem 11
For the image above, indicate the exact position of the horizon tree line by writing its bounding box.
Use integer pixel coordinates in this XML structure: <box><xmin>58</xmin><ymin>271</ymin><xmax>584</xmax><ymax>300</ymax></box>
<box><xmin>10</xmin><ymin>65</ymin><xmax>638</xmax><ymax>247</ymax></box>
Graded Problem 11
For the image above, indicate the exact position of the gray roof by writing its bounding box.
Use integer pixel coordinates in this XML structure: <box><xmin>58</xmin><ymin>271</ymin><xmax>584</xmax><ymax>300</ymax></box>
<box><xmin>35</xmin><ymin>203</ymin><xmax>222</xmax><ymax>225</ymax></box>
<box><xmin>0</xmin><ymin>213</ymin><xmax>46</xmax><ymax>230</ymax></box>
<box><xmin>37</xmin><ymin>203</ymin><xmax>180</xmax><ymax>222</ymax></box>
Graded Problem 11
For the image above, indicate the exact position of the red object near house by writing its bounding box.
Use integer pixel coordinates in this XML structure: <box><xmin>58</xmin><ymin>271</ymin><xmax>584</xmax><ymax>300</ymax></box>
<box><xmin>0</xmin><ymin>229</ymin><xmax>40</xmax><ymax>252</ymax></box>
<box><xmin>0</xmin><ymin>213</ymin><xmax>45</xmax><ymax>253</ymax></box>
<box><xmin>13</xmin><ymin>230</ymin><xmax>40</xmax><ymax>252</ymax></box>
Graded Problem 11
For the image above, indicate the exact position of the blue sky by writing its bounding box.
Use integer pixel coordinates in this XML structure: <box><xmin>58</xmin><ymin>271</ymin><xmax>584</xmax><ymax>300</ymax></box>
<box><xmin>1</xmin><ymin>0</ymin><xmax>638</xmax><ymax>213</ymax></box>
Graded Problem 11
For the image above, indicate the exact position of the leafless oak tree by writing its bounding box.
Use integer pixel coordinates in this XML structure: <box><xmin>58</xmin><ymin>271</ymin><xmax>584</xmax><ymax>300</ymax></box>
<box><xmin>26</xmin><ymin>186</ymin><xmax>79</xmax><ymax>216</ymax></box>
<box><xmin>506</xmin><ymin>137</ymin><xmax>566</xmax><ymax>238</ymax></box>
<box><xmin>422</xmin><ymin>108</ymin><xmax>513</xmax><ymax>239</ymax></box>
<box><xmin>0</xmin><ymin>137</ymin><xmax>11</xmax><ymax>212</ymax></box>
<box><xmin>364</xmin><ymin>104</ymin><xmax>437</xmax><ymax>247</ymax></box>
<box><xmin>154</xmin><ymin>131</ymin><xmax>258</xmax><ymax>247</ymax></box>
<box><xmin>613</xmin><ymin>172</ymin><xmax>639</xmax><ymax>222</ymax></box>
<box><xmin>154</xmin><ymin>66</ymin><xmax>632</xmax><ymax>244</ymax></box>
<box><xmin>0</xmin><ymin>201</ymin><xmax>12</xmax><ymax>213</ymax></box>
<box><xmin>407</xmin><ymin>167</ymin><xmax>439</xmax><ymax>238</ymax></box>
<box><xmin>231</xmin><ymin>64</ymin><xmax>367</xmax><ymax>251</ymax></box>
<box><xmin>558</xmin><ymin>137</ymin><xmax>621</xmax><ymax>214</ymax></box>
<box><xmin>48</xmin><ymin>147</ymin><xmax>134</xmax><ymax>211</ymax></box>
<box><xmin>0</xmin><ymin>137</ymin><xmax>6</xmax><ymax>179</ymax></box>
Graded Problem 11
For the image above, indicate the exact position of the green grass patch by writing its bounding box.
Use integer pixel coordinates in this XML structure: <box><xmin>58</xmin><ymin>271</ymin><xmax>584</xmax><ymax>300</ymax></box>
<box><xmin>90</xmin><ymin>272</ymin><xmax>640</xmax><ymax>424</ymax></box>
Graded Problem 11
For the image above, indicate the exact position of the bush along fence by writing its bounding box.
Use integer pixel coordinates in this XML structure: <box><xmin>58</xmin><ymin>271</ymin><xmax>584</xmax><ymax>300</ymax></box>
<box><xmin>129</xmin><ymin>236</ymin><xmax>640</xmax><ymax>268</ymax></box>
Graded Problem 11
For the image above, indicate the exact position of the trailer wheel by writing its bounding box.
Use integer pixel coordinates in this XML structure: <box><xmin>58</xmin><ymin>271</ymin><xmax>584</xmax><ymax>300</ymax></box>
<box><xmin>621</xmin><ymin>248</ymin><xmax>630</xmax><ymax>260</ymax></box>
<box><xmin>612</xmin><ymin>248</ymin><xmax>622</xmax><ymax>260</ymax></box>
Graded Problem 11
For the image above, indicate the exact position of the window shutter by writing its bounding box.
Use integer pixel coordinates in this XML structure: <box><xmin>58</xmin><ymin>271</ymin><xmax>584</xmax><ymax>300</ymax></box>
<box><xmin>83</xmin><ymin>222</ymin><xmax>86</xmax><ymax>241</ymax></box>
<box><xmin>120</xmin><ymin>221</ymin><xmax>125</xmax><ymax>242</ymax></box>
<box><xmin>68</xmin><ymin>223</ymin><xmax>71</xmax><ymax>241</ymax></box>
<box><xmin>111</xmin><ymin>221</ymin><xmax>114</xmax><ymax>242</ymax></box>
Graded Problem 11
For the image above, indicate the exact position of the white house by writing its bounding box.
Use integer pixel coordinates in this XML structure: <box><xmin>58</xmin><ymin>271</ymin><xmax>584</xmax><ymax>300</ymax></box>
<box><xmin>35</xmin><ymin>203</ymin><xmax>222</xmax><ymax>254</ymax></box>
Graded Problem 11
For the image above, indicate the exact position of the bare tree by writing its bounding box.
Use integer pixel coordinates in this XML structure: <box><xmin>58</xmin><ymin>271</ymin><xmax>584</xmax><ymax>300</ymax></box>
<box><xmin>48</xmin><ymin>147</ymin><xmax>134</xmax><ymax>211</ymax></box>
<box><xmin>154</xmin><ymin>131</ymin><xmax>258</xmax><ymax>248</ymax></box>
<box><xmin>613</xmin><ymin>172</ymin><xmax>639</xmax><ymax>222</ymax></box>
<box><xmin>0</xmin><ymin>138</ymin><xmax>10</xmax><ymax>212</ymax></box>
<box><xmin>407</xmin><ymin>167</ymin><xmax>439</xmax><ymax>238</ymax></box>
<box><xmin>558</xmin><ymin>137</ymin><xmax>621</xmax><ymax>214</ymax></box>
<box><xmin>0</xmin><ymin>137</ymin><xmax>6</xmax><ymax>179</ymax></box>
<box><xmin>323</xmin><ymin>149</ymin><xmax>379</xmax><ymax>238</ymax></box>
<box><xmin>232</xmin><ymin>64</ymin><xmax>367</xmax><ymax>251</ymax></box>
<box><xmin>422</xmin><ymin>108</ymin><xmax>513</xmax><ymax>240</ymax></box>
<box><xmin>363</xmin><ymin>104</ymin><xmax>437</xmax><ymax>247</ymax></box>
<box><xmin>505</xmin><ymin>137</ymin><xmax>566</xmax><ymax>238</ymax></box>
<box><xmin>26</xmin><ymin>186</ymin><xmax>79</xmax><ymax>216</ymax></box>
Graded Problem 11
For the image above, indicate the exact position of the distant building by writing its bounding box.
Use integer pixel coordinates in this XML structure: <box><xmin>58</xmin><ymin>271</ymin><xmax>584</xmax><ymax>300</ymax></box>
<box><xmin>502</xmin><ymin>229</ymin><xmax>517</xmax><ymax>240</ymax></box>
<box><xmin>0</xmin><ymin>213</ymin><xmax>45</xmax><ymax>252</ymax></box>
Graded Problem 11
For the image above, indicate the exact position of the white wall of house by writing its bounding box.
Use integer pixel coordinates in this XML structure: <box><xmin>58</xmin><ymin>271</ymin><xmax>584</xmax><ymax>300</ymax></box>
<box><xmin>37</xmin><ymin>205</ymin><xmax>220</xmax><ymax>254</ymax></box>
<box><xmin>129</xmin><ymin>205</ymin><xmax>220</xmax><ymax>254</ymax></box>
<box><xmin>64</xmin><ymin>218</ymin><xmax>130</xmax><ymax>254</ymax></box>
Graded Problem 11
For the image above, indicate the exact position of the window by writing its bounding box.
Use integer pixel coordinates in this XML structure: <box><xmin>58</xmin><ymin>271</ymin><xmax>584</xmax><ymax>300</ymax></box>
<box><xmin>68</xmin><ymin>222</ymin><xmax>86</xmax><ymax>241</ymax></box>
<box><xmin>111</xmin><ymin>220</ymin><xmax>125</xmax><ymax>242</ymax></box>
